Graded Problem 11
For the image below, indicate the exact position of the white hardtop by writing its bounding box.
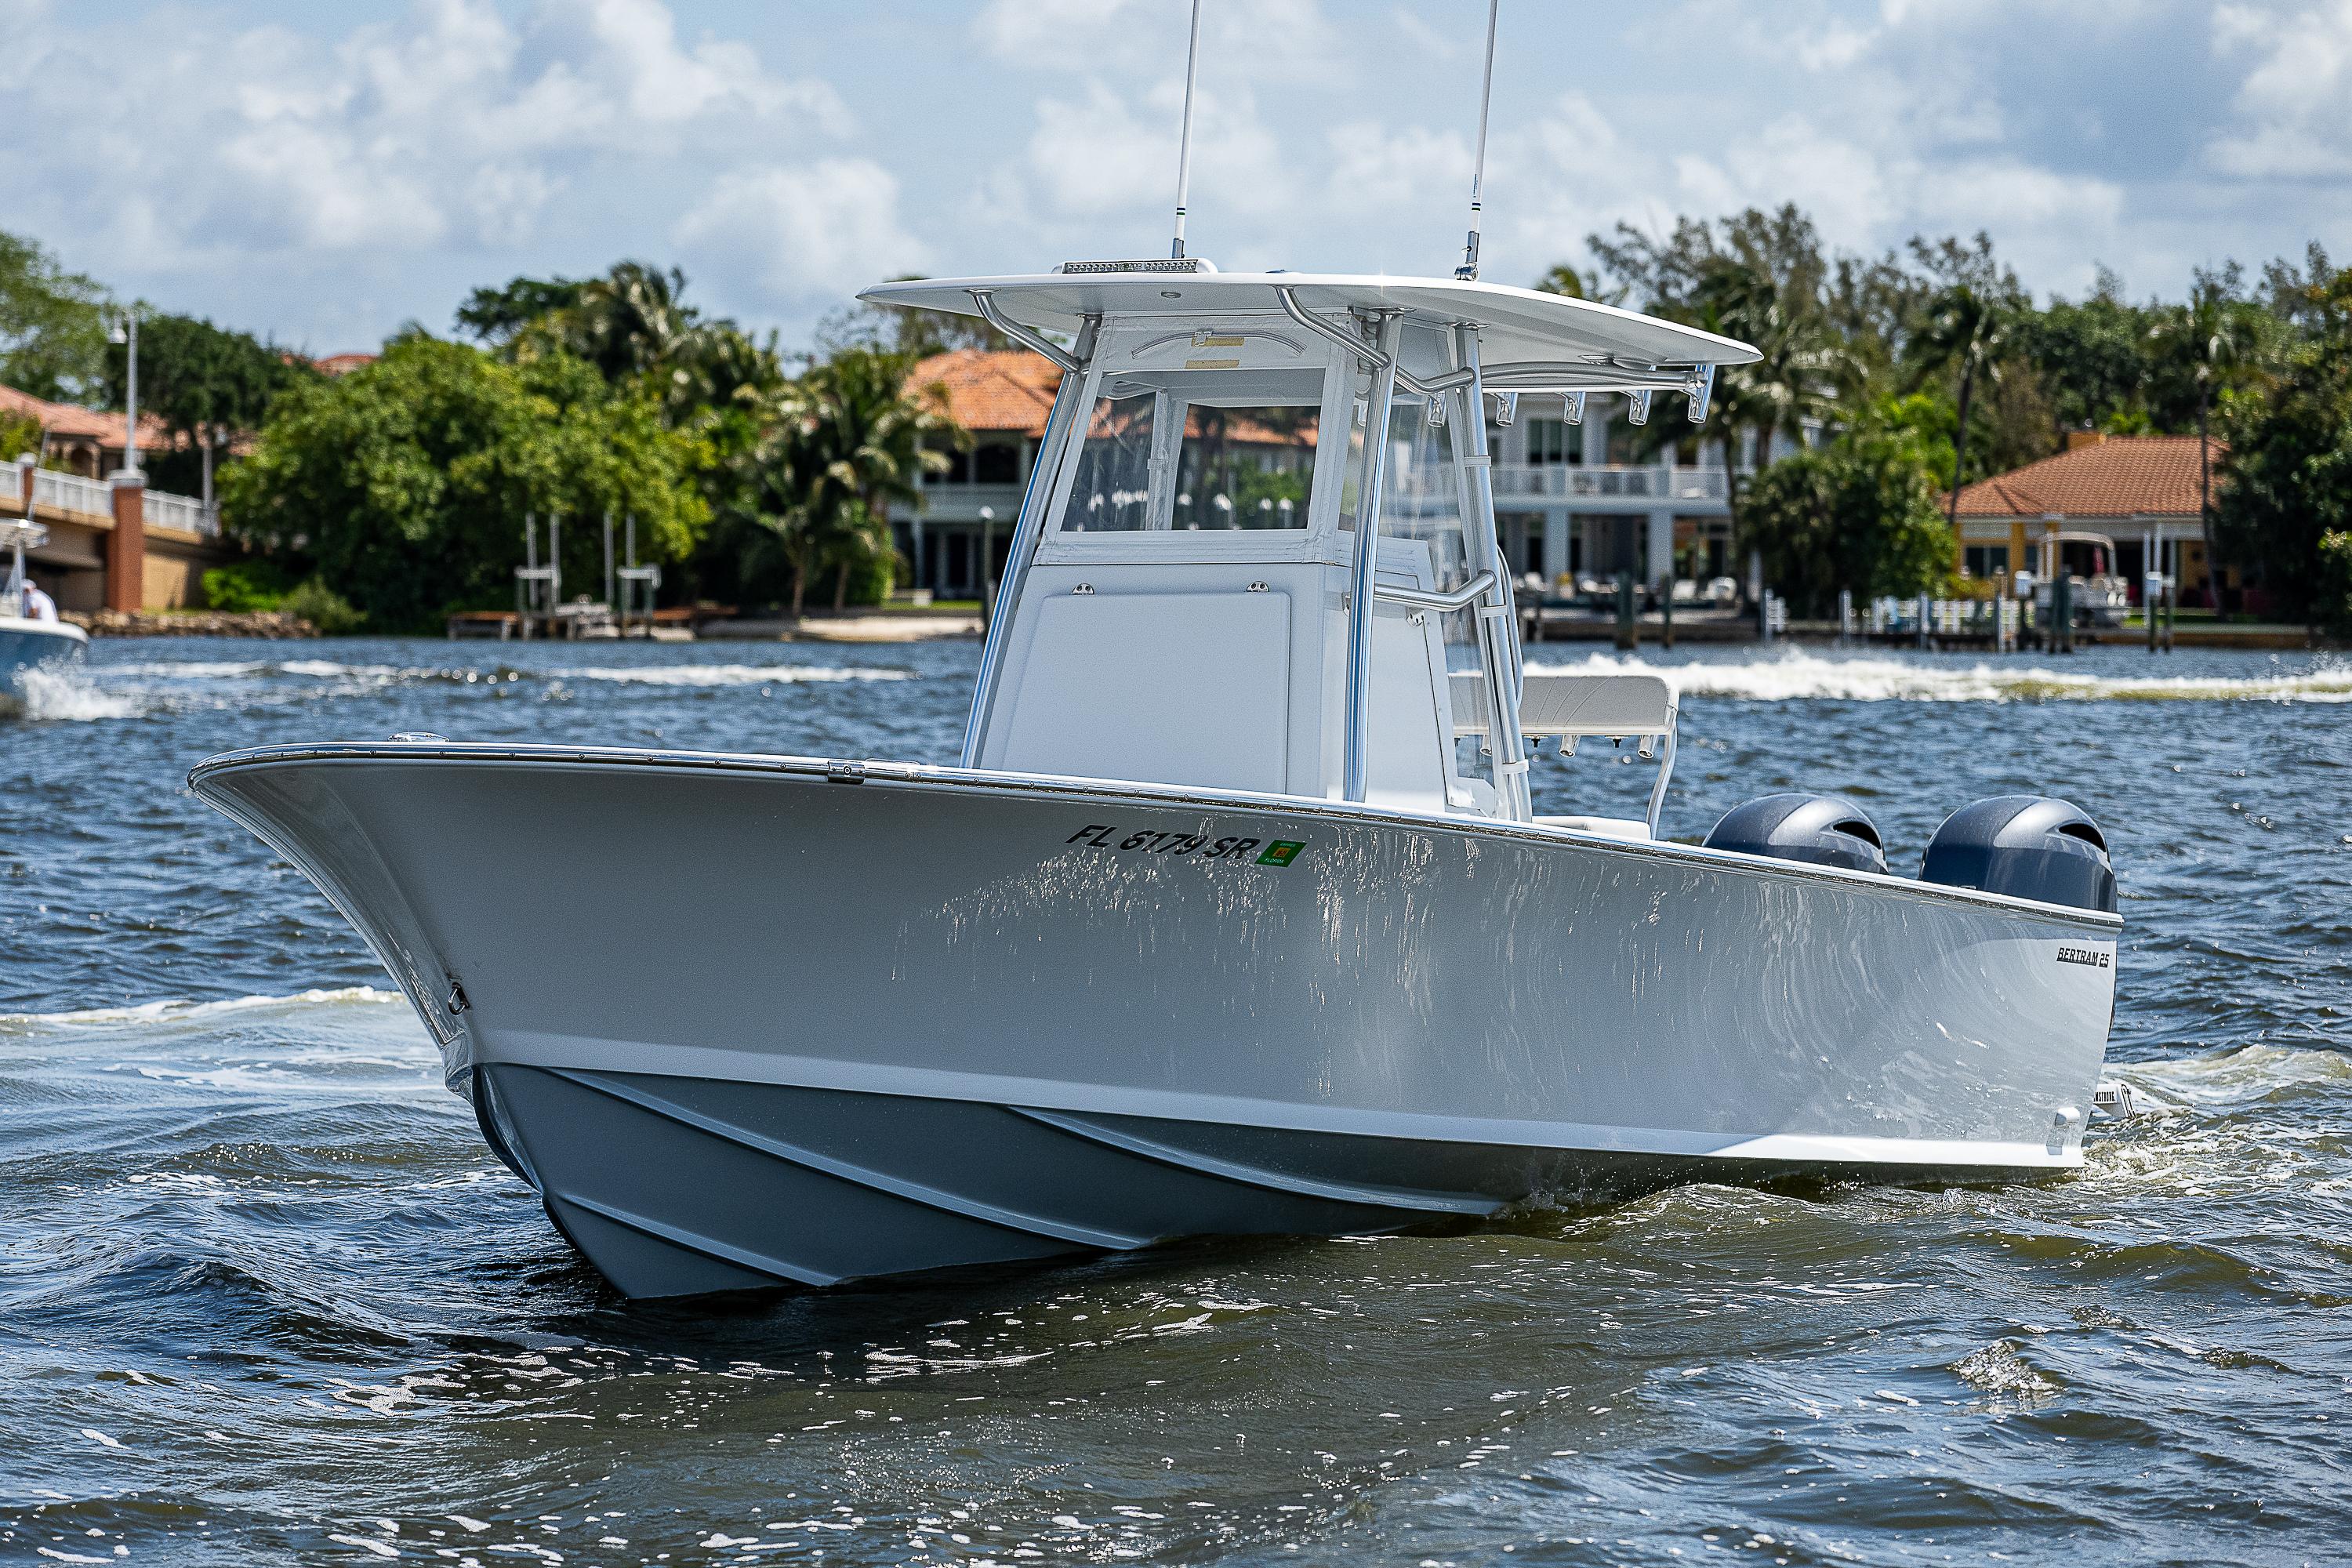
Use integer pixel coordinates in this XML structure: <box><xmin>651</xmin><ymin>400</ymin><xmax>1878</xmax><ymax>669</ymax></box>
<box><xmin>859</xmin><ymin>268</ymin><xmax>1759</xmax><ymax>386</ymax></box>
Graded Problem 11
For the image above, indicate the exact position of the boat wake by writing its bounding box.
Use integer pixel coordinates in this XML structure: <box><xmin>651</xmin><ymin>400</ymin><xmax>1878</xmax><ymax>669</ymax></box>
<box><xmin>1525</xmin><ymin>648</ymin><xmax>2352</xmax><ymax>703</ymax></box>
<box><xmin>0</xmin><ymin>985</ymin><xmax>402</xmax><ymax>1033</ymax></box>
<box><xmin>103</xmin><ymin>659</ymin><xmax>915</xmax><ymax>688</ymax></box>
<box><xmin>547</xmin><ymin>665</ymin><xmax>913</xmax><ymax>687</ymax></box>
<box><xmin>9</xmin><ymin>666</ymin><xmax>143</xmax><ymax>720</ymax></box>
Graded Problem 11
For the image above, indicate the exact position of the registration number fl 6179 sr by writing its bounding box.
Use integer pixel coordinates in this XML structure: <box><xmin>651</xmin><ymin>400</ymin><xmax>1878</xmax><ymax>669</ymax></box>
<box><xmin>1065</xmin><ymin>824</ymin><xmax>1305</xmax><ymax>866</ymax></box>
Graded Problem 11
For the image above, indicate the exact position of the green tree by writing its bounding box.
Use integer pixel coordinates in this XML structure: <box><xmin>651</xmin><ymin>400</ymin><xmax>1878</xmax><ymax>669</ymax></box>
<box><xmin>1737</xmin><ymin>412</ymin><xmax>1953</xmax><ymax>616</ymax></box>
<box><xmin>1531</xmin><ymin>263</ymin><xmax>1586</xmax><ymax>299</ymax></box>
<box><xmin>812</xmin><ymin>275</ymin><xmax>1014</xmax><ymax>361</ymax></box>
<box><xmin>0</xmin><ymin>408</ymin><xmax>40</xmax><ymax>463</ymax></box>
<box><xmin>2017</xmin><ymin>270</ymin><xmax>2150</xmax><ymax>440</ymax></box>
<box><xmin>1588</xmin><ymin>208</ymin><xmax>1855</xmax><ymax>518</ymax></box>
<box><xmin>2317</xmin><ymin>532</ymin><xmax>2352</xmax><ymax>636</ymax></box>
<box><xmin>2212</xmin><ymin>265</ymin><xmax>2352</xmax><ymax>627</ymax></box>
<box><xmin>101</xmin><ymin>313</ymin><xmax>313</xmax><ymax>498</ymax></box>
<box><xmin>2148</xmin><ymin>267</ymin><xmax>2274</xmax><ymax>568</ymax></box>
<box><xmin>0</xmin><ymin>230</ymin><xmax>108</xmax><ymax>401</ymax></box>
<box><xmin>1910</xmin><ymin>282</ymin><xmax>2020</xmax><ymax>527</ymax></box>
<box><xmin>746</xmin><ymin>347</ymin><xmax>958</xmax><ymax>614</ymax></box>
<box><xmin>455</xmin><ymin>274</ymin><xmax>589</xmax><ymax>348</ymax></box>
<box><xmin>220</xmin><ymin>337</ymin><xmax>709</xmax><ymax>631</ymax></box>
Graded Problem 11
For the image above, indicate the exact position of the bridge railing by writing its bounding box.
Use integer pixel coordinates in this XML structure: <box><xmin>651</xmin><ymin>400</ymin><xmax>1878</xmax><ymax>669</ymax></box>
<box><xmin>144</xmin><ymin>489</ymin><xmax>220</xmax><ymax>537</ymax></box>
<box><xmin>0</xmin><ymin>465</ymin><xmax>219</xmax><ymax>537</ymax></box>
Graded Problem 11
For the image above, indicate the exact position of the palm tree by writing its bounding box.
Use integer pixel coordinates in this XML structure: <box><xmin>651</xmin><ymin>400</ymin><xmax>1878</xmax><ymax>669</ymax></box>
<box><xmin>753</xmin><ymin>349</ymin><xmax>960</xmax><ymax>613</ymax></box>
<box><xmin>2154</xmin><ymin>275</ymin><xmax>2257</xmax><ymax>590</ymax></box>
<box><xmin>1911</xmin><ymin>284</ymin><xmax>2016</xmax><ymax>528</ymax></box>
<box><xmin>1681</xmin><ymin>260</ymin><xmax>1853</xmax><ymax>517</ymax></box>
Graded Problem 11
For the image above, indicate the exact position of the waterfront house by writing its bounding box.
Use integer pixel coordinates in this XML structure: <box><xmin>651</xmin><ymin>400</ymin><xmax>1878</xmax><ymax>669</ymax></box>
<box><xmin>1954</xmin><ymin>434</ymin><xmax>2222</xmax><ymax>607</ymax></box>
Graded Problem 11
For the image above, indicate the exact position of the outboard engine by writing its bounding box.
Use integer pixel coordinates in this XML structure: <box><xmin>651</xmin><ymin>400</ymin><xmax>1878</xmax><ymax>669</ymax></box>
<box><xmin>1919</xmin><ymin>795</ymin><xmax>2116</xmax><ymax>913</ymax></box>
<box><xmin>1703</xmin><ymin>793</ymin><xmax>1888</xmax><ymax>875</ymax></box>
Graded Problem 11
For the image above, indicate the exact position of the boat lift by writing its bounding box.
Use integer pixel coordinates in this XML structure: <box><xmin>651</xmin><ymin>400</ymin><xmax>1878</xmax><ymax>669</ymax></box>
<box><xmin>509</xmin><ymin>513</ymin><xmax>615</xmax><ymax>639</ymax></box>
<box><xmin>615</xmin><ymin>514</ymin><xmax>662</xmax><ymax>638</ymax></box>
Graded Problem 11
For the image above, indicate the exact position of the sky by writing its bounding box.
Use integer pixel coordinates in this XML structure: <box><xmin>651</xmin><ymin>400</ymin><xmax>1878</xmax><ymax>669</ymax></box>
<box><xmin>2</xmin><ymin>0</ymin><xmax>2347</xmax><ymax>357</ymax></box>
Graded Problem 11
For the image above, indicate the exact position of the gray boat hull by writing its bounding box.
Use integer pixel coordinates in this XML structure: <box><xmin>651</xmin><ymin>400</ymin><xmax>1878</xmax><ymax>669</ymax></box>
<box><xmin>191</xmin><ymin>742</ymin><xmax>2122</xmax><ymax>1298</ymax></box>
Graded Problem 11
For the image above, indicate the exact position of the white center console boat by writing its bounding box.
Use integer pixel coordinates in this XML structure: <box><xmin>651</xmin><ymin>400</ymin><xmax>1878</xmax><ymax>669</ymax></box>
<box><xmin>191</xmin><ymin>264</ymin><xmax>2122</xmax><ymax>1298</ymax></box>
<box><xmin>1</xmin><ymin>517</ymin><xmax>89</xmax><ymax>707</ymax></box>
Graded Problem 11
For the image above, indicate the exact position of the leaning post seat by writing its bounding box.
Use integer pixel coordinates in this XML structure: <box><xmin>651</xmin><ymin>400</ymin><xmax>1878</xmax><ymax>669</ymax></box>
<box><xmin>1451</xmin><ymin>672</ymin><xmax>1679</xmax><ymax>840</ymax></box>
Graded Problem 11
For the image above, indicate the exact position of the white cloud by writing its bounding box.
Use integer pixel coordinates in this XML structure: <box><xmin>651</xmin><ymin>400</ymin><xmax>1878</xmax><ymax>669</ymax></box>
<box><xmin>0</xmin><ymin>1</ymin><xmax>2342</xmax><ymax>354</ymax></box>
<box><xmin>2206</xmin><ymin>0</ymin><xmax>2352</xmax><ymax>176</ymax></box>
<box><xmin>674</xmin><ymin>160</ymin><xmax>929</xmax><ymax>299</ymax></box>
<box><xmin>1671</xmin><ymin>118</ymin><xmax>1892</xmax><ymax>246</ymax></box>
<box><xmin>2</xmin><ymin>0</ymin><xmax>851</xmax><ymax>274</ymax></box>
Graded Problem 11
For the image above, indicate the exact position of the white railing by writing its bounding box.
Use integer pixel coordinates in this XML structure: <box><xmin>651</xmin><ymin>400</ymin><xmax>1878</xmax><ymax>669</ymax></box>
<box><xmin>1491</xmin><ymin>464</ymin><xmax>1740</xmax><ymax>503</ymax></box>
<box><xmin>34</xmin><ymin>468</ymin><xmax>112</xmax><ymax>517</ymax></box>
<box><xmin>0</xmin><ymin>464</ymin><xmax>218</xmax><ymax>535</ymax></box>
<box><xmin>144</xmin><ymin>488</ymin><xmax>220</xmax><ymax>537</ymax></box>
<box><xmin>908</xmin><ymin>483</ymin><xmax>1025</xmax><ymax>524</ymax></box>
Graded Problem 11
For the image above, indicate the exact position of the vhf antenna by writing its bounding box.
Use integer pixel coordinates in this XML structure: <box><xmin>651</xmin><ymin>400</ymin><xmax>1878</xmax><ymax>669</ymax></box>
<box><xmin>1171</xmin><ymin>0</ymin><xmax>1204</xmax><ymax>260</ymax></box>
<box><xmin>1455</xmin><ymin>0</ymin><xmax>1501</xmax><ymax>280</ymax></box>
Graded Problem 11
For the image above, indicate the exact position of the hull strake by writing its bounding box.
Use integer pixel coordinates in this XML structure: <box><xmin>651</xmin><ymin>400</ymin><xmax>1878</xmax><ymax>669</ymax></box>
<box><xmin>191</xmin><ymin>743</ymin><xmax>2120</xmax><ymax>1297</ymax></box>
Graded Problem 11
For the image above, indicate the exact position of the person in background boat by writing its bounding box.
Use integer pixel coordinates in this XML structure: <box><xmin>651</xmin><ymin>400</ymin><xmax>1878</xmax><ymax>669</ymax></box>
<box><xmin>18</xmin><ymin>575</ymin><xmax>57</xmax><ymax>622</ymax></box>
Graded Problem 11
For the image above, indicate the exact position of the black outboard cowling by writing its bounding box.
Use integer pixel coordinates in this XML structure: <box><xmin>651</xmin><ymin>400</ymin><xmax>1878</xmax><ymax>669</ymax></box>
<box><xmin>1919</xmin><ymin>795</ymin><xmax>2116</xmax><ymax>913</ymax></box>
<box><xmin>1703</xmin><ymin>793</ymin><xmax>1888</xmax><ymax>875</ymax></box>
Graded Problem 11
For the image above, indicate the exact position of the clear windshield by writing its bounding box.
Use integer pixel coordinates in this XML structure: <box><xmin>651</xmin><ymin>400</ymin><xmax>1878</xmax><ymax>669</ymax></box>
<box><xmin>1057</xmin><ymin>368</ymin><xmax>1322</xmax><ymax>532</ymax></box>
<box><xmin>1359</xmin><ymin>393</ymin><xmax>1473</xmax><ymax>594</ymax></box>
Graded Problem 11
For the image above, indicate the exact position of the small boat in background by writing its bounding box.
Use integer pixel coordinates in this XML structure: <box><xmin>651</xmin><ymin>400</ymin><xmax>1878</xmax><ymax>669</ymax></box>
<box><xmin>1</xmin><ymin>516</ymin><xmax>88</xmax><ymax>710</ymax></box>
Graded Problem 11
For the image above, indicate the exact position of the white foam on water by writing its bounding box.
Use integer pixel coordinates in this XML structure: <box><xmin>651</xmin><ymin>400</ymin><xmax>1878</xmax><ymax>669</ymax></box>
<box><xmin>2</xmin><ymin>985</ymin><xmax>402</xmax><ymax>1029</ymax></box>
<box><xmin>98</xmin><ymin>659</ymin><xmax>912</xmax><ymax>688</ymax></box>
<box><xmin>274</xmin><ymin>659</ymin><xmax>408</xmax><ymax>680</ymax></box>
<box><xmin>13</xmin><ymin>667</ymin><xmax>143</xmax><ymax>720</ymax></box>
<box><xmin>102</xmin><ymin>660</ymin><xmax>274</xmax><ymax>678</ymax></box>
<box><xmin>549</xmin><ymin>665</ymin><xmax>913</xmax><ymax>687</ymax></box>
<box><xmin>1523</xmin><ymin>648</ymin><xmax>2352</xmax><ymax>703</ymax></box>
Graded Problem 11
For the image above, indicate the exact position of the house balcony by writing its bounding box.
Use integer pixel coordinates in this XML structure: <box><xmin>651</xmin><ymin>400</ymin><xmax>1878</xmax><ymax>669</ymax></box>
<box><xmin>903</xmin><ymin>482</ymin><xmax>1026</xmax><ymax>526</ymax></box>
<box><xmin>1490</xmin><ymin>463</ymin><xmax>1744</xmax><ymax>510</ymax></box>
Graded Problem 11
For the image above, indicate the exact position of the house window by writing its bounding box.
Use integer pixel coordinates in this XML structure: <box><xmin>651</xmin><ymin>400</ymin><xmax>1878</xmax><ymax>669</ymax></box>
<box><xmin>974</xmin><ymin>441</ymin><xmax>1020</xmax><ymax>485</ymax></box>
<box><xmin>1962</xmin><ymin>545</ymin><xmax>2009</xmax><ymax>579</ymax></box>
<box><xmin>1526</xmin><ymin>418</ymin><xmax>1570</xmax><ymax>466</ymax></box>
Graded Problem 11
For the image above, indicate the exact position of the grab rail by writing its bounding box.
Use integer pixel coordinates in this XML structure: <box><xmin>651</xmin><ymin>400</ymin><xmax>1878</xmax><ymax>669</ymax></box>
<box><xmin>1272</xmin><ymin>287</ymin><xmax>1473</xmax><ymax>401</ymax></box>
<box><xmin>1372</xmin><ymin>570</ymin><xmax>1496</xmax><ymax>613</ymax></box>
<box><xmin>969</xmin><ymin>291</ymin><xmax>1083</xmax><ymax>374</ymax></box>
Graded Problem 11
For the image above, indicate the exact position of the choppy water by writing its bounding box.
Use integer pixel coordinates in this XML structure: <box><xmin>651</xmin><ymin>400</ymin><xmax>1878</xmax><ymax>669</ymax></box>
<box><xmin>3</xmin><ymin>637</ymin><xmax>2347</xmax><ymax>1566</ymax></box>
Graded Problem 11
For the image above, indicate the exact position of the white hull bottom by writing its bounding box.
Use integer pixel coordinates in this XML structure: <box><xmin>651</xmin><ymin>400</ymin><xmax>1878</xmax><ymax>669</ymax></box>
<box><xmin>190</xmin><ymin>742</ymin><xmax>2122</xmax><ymax>1299</ymax></box>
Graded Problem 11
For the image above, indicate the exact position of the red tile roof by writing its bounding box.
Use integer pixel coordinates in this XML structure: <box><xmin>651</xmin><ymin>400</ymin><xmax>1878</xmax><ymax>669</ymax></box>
<box><xmin>905</xmin><ymin>350</ymin><xmax>1062</xmax><ymax>435</ymax></box>
<box><xmin>903</xmin><ymin>349</ymin><xmax>1316</xmax><ymax>447</ymax></box>
<box><xmin>1955</xmin><ymin>435</ymin><xmax>2220</xmax><ymax>520</ymax></box>
<box><xmin>0</xmin><ymin>383</ymin><xmax>173</xmax><ymax>451</ymax></box>
<box><xmin>311</xmin><ymin>353</ymin><xmax>377</xmax><ymax>377</ymax></box>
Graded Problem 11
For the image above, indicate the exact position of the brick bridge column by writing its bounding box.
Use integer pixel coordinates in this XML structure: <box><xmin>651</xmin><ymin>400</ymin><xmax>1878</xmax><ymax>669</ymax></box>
<box><xmin>106</xmin><ymin>470</ymin><xmax>146</xmax><ymax>612</ymax></box>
